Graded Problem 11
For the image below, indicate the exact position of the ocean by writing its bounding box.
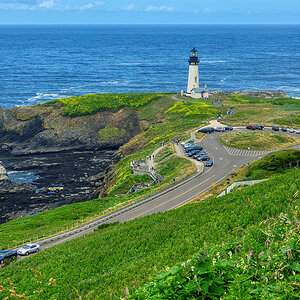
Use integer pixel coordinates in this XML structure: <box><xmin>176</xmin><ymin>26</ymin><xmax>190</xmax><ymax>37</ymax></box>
<box><xmin>0</xmin><ymin>24</ymin><xmax>299</xmax><ymax>108</ymax></box>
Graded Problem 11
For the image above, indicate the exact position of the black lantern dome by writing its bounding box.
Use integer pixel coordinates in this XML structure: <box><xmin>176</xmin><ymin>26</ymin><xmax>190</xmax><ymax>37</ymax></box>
<box><xmin>188</xmin><ymin>48</ymin><xmax>199</xmax><ymax>64</ymax></box>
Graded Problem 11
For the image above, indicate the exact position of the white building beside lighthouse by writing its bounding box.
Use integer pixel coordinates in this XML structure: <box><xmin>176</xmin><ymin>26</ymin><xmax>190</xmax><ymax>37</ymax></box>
<box><xmin>186</xmin><ymin>48</ymin><xmax>209</xmax><ymax>99</ymax></box>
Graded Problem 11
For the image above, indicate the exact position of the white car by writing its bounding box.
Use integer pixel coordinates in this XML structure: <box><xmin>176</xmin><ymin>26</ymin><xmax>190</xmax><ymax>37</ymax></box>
<box><xmin>17</xmin><ymin>243</ymin><xmax>40</xmax><ymax>256</ymax></box>
<box><xmin>214</xmin><ymin>126</ymin><xmax>225</xmax><ymax>132</ymax></box>
<box><xmin>295</xmin><ymin>129</ymin><xmax>300</xmax><ymax>134</ymax></box>
<box><xmin>289</xmin><ymin>128</ymin><xmax>295</xmax><ymax>133</ymax></box>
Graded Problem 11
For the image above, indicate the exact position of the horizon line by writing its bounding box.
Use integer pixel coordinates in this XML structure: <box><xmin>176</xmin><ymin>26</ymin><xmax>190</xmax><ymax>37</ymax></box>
<box><xmin>0</xmin><ymin>23</ymin><xmax>299</xmax><ymax>26</ymax></box>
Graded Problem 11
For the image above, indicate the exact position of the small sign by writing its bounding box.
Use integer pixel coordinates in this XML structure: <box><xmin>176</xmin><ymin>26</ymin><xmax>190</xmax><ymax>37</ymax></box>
<box><xmin>212</xmin><ymin>182</ymin><xmax>216</xmax><ymax>187</ymax></box>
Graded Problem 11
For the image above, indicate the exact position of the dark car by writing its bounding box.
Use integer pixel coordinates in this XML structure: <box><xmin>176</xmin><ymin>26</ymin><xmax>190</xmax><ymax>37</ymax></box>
<box><xmin>246</xmin><ymin>125</ymin><xmax>256</xmax><ymax>130</ymax></box>
<box><xmin>193</xmin><ymin>151</ymin><xmax>206</xmax><ymax>159</ymax></box>
<box><xmin>224</xmin><ymin>126</ymin><xmax>233</xmax><ymax>131</ymax></box>
<box><xmin>188</xmin><ymin>150</ymin><xmax>201</xmax><ymax>157</ymax></box>
<box><xmin>205</xmin><ymin>160</ymin><xmax>213</xmax><ymax>167</ymax></box>
<box><xmin>281</xmin><ymin>127</ymin><xmax>287</xmax><ymax>132</ymax></box>
<box><xmin>198</xmin><ymin>127</ymin><xmax>214</xmax><ymax>134</ymax></box>
<box><xmin>186</xmin><ymin>145</ymin><xmax>203</xmax><ymax>152</ymax></box>
<box><xmin>272</xmin><ymin>126</ymin><xmax>279</xmax><ymax>131</ymax></box>
<box><xmin>255</xmin><ymin>125</ymin><xmax>264</xmax><ymax>130</ymax></box>
<box><xmin>0</xmin><ymin>250</ymin><xmax>17</xmax><ymax>264</ymax></box>
<box><xmin>197</xmin><ymin>155</ymin><xmax>210</xmax><ymax>161</ymax></box>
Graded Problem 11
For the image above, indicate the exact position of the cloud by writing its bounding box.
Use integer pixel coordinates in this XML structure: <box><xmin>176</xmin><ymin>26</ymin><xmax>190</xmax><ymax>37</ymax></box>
<box><xmin>0</xmin><ymin>0</ymin><xmax>104</xmax><ymax>10</ymax></box>
<box><xmin>122</xmin><ymin>4</ymin><xmax>135</xmax><ymax>11</ymax></box>
<box><xmin>80</xmin><ymin>3</ymin><xmax>94</xmax><ymax>10</ymax></box>
<box><xmin>145</xmin><ymin>5</ymin><xmax>175</xmax><ymax>12</ymax></box>
<box><xmin>0</xmin><ymin>2</ymin><xmax>34</xmax><ymax>10</ymax></box>
<box><xmin>203</xmin><ymin>8</ymin><xmax>212</xmax><ymax>14</ymax></box>
<box><xmin>39</xmin><ymin>0</ymin><xmax>55</xmax><ymax>9</ymax></box>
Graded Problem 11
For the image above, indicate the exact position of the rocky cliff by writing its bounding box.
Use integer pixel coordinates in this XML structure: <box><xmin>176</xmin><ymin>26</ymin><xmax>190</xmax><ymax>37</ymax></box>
<box><xmin>0</xmin><ymin>105</ymin><xmax>143</xmax><ymax>155</ymax></box>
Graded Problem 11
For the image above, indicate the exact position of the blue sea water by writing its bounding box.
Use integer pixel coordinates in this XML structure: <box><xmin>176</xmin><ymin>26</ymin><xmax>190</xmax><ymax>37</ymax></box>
<box><xmin>0</xmin><ymin>25</ymin><xmax>299</xmax><ymax>108</ymax></box>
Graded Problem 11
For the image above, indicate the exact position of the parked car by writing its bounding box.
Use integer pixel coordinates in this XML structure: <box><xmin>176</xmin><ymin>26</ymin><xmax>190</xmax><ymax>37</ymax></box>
<box><xmin>295</xmin><ymin>129</ymin><xmax>300</xmax><ymax>134</ymax></box>
<box><xmin>193</xmin><ymin>151</ymin><xmax>206</xmax><ymax>159</ymax></box>
<box><xmin>289</xmin><ymin>128</ymin><xmax>295</xmax><ymax>133</ymax></box>
<box><xmin>183</xmin><ymin>141</ymin><xmax>195</xmax><ymax>148</ymax></box>
<box><xmin>246</xmin><ymin>125</ymin><xmax>256</xmax><ymax>130</ymax></box>
<box><xmin>0</xmin><ymin>250</ymin><xmax>17</xmax><ymax>264</ymax></box>
<box><xmin>197</xmin><ymin>155</ymin><xmax>210</xmax><ymax>161</ymax></box>
<box><xmin>224</xmin><ymin>126</ymin><xmax>233</xmax><ymax>131</ymax></box>
<box><xmin>186</xmin><ymin>145</ymin><xmax>203</xmax><ymax>152</ymax></box>
<box><xmin>281</xmin><ymin>127</ymin><xmax>287</xmax><ymax>132</ymax></box>
<box><xmin>205</xmin><ymin>160</ymin><xmax>213</xmax><ymax>167</ymax></box>
<box><xmin>272</xmin><ymin>126</ymin><xmax>279</xmax><ymax>131</ymax></box>
<box><xmin>255</xmin><ymin>125</ymin><xmax>264</xmax><ymax>130</ymax></box>
<box><xmin>188</xmin><ymin>150</ymin><xmax>201</xmax><ymax>157</ymax></box>
<box><xmin>198</xmin><ymin>127</ymin><xmax>215</xmax><ymax>134</ymax></box>
<box><xmin>17</xmin><ymin>243</ymin><xmax>40</xmax><ymax>256</ymax></box>
<box><xmin>214</xmin><ymin>127</ymin><xmax>225</xmax><ymax>132</ymax></box>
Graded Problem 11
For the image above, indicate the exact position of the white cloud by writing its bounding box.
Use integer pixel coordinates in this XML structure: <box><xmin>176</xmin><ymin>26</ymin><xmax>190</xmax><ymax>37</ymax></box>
<box><xmin>122</xmin><ymin>4</ymin><xmax>135</xmax><ymax>11</ymax></box>
<box><xmin>0</xmin><ymin>3</ymin><xmax>34</xmax><ymax>10</ymax></box>
<box><xmin>203</xmin><ymin>8</ymin><xmax>212</xmax><ymax>14</ymax></box>
<box><xmin>80</xmin><ymin>3</ymin><xmax>94</xmax><ymax>10</ymax></box>
<box><xmin>145</xmin><ymin>5</ymin><xmax>174</xmax><ymax>12</ymax></box>
<box><xmin>39</xmin><ymin>0</ymin><xmax>55</xmax><ymax>9</ymax></box>
<box><xmin>0</xmin><ymin>0</ymin><xmax>104</xmax><ymax>10</ymax></box>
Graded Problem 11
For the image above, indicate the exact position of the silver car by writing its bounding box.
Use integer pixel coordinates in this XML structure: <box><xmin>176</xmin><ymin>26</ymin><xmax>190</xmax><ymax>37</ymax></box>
<box><xmin>289</xmin><ymin>128</ymin><xmax>295</xmax><ymax>133</ymax></box>
<box><xmin>17</xmin><ymin>243</ymin><xmax>40</xmax><ymax>256</ymax></box>
<box><xmin>214</xmin><ymin>126</ymin><xmax>225</xmax><ymax>132</ymax></box>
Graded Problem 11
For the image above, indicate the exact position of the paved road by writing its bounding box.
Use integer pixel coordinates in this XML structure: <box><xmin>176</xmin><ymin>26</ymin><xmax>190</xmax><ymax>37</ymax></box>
<box><xmin>18</xmin><ymin>126</ymin><xmax>300</xmax><ymax>255</ymax></box>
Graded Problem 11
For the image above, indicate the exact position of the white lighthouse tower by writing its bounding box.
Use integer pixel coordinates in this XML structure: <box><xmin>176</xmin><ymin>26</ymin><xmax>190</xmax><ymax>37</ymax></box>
<box><xmin>186</xmin><ymin>48</ymin><xmax>199</xmax><ymax>95</ymax></box>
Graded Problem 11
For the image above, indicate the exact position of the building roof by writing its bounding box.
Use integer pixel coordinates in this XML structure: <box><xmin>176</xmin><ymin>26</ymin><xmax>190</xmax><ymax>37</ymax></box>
<box><xmin>192</xmin><ymin>88</ymin><xmax>208</xmax><ymax>93</ymax></box>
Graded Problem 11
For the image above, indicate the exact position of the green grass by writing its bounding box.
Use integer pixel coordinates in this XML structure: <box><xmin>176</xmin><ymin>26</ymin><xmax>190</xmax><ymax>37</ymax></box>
<box><xmin>43</xmin><ymin>93</ymin><xmax>163</xmax><ymax>117</ymax></box>
<box><xmin>219</xmin><ymin>131</ymin><xmax>300</xmax><ymax>150</ymax></box>
<box><xmin>0</xmin><ymin>196</ymin><xmax>129</xmax><ymax>250</ymax></box>
<box><xmin>0</xmin><ymin>169</ymin><xmax>298</xmax><ymax>299</ymax></box>
<box><xmin>245</xmin><ymin>149</ymin><xmax>300</xmax><ymax>179</ymax></box>
<box><xmin>157</xmin><ymin>156</ymin><xmax>195</xmax><ymax>182</ymax></box>
<box><xmin>218</xmin><ymin>95</ymin><xmax>300</xmax><ymax>127</ymax></box>
<box><xmin>131</xmin><ymin>203</ymin><xmax>300</xmax><ymax>299</ymax></box>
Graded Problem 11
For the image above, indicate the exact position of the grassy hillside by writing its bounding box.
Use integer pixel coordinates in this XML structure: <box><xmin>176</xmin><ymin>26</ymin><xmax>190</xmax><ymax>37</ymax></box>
<box><xmin>0</xmin><ymin>169</ymin><xmax>298</xmax><ymax>299</ymax></box>
<box><xmin>43</xmin><ymin>93</ymin><xmax>163</xmax><ymax>117</ymax></box>
<box><xmin>219</xmin><ymin>131</ymin><xmax>300</xmax><ymax>150</ymax></box>
<box><xmin>216</xmin><ymin>95</ymin><xmax>300</xmax><ymax>127</ymax></box>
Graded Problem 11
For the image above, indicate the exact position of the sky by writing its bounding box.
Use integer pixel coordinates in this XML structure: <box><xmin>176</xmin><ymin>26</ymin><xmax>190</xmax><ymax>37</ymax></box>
<box><xmin>0</xmin><ymin>0</ymin><xmax>299</xmax><ymax>24</ymax></box>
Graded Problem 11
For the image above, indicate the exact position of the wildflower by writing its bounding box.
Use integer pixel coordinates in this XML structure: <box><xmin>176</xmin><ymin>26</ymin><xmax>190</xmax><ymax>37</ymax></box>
<box><xmin>235</xmin><ymin>244</ymin><xmax>242</xmax><ymax>253</ymax></box>
<box><xmin>247</xmin><ymin>250</ymin><xmax>255</xmax><ymax>264</ymax></box>
<box><xmin>265</xmin><ymin>239</ymin><xmax>271</xmax><ymax>247</ymax></box>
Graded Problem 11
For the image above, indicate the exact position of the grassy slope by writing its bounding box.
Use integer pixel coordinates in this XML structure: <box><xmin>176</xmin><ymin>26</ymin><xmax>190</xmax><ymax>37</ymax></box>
<box><xmin>0</xmin><ymin>169</ymin><xmax>298</xmax><ymax>299</ymax></box>
<box><xmin>43</xmin><ymin>93</ymin><xmax>163</xmax><ymax>117</ymax></box>
<box><xmin>217</xmin><ymin>95</ymin><xmax>300</xmax><ymax>127</ymax></box>
<box><xmin>219</xmin><ymin>131</ymin><xmax>300</xmax><ymax>150</ymax></box>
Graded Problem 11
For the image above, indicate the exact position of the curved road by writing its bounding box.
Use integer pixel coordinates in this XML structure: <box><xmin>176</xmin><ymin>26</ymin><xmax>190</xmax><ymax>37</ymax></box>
<box><xmin>16</xmin><ymin>126</ymin><xmax>300</xmax><ymax>256</ymax></box>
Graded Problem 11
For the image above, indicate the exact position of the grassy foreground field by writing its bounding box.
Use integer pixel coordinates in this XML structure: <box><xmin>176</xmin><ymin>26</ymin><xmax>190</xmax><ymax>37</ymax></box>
<box><xmin>0</xmin><ymin>169</ymin><xmax>298</xmax><ymax>299</ymax></box>
<box><xmin>219</xmin><ymin>131</ymin><xmax>300</xmax><ymax>150</ymax></box>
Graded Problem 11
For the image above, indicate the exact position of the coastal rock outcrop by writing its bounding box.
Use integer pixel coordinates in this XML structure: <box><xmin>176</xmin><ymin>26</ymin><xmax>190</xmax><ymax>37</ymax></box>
<box><xmin>0</xmin><ymin>105</ymin><xmax>143</xmax><ymax>155</ymax></box>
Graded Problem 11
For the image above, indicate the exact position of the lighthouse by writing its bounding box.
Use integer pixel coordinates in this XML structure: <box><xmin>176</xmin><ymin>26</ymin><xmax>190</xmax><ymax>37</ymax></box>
<box><xmin>186</xmin><ymin>48</ymin><xmax>199</xmax><ymax>94</ymax></box>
